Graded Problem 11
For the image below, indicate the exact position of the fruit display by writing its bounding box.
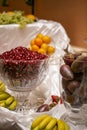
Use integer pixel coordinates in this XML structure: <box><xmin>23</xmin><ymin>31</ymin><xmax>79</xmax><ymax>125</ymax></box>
<box><xmin>31</xmin><ymin>114</ymin><xmax>70</xmax><ymax>130</ymax></box>
<box><xmin>36</xmin><ymin>95</ymin><xmax>62</xmax><ymax>112</ymax></box>
<box><xmin>0</xmin><ymin>91</ymin><xmax>18</xmax><ymax>110</ymax></box>
<box><xmin>0</xmin><ymin>11</ymin><xmax>37</xmax><ymax>28</ymax></box>
<box><xmin>0</xmin><ymin>46</ymin><xmax>48</xmax><ymax>91</ymax></box>
<box><xmin>0</xmin><ymin>80</ymin><xmax>18</xmax><ymax>111</ymax></box>
<box><xmin>29</xmin><ymin>33</ymin><xmax>55</xmax><ymax>55</ymax></box>
<box><xmin>60</xmin><ymin>51</ymin><xmax>87</xmax><ymax>107</ymax></box>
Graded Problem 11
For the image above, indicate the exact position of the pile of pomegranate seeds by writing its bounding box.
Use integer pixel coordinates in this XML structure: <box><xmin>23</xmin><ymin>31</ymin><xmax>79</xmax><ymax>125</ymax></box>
<box><xmin>0</xmin><ymin>46</ymin><xmax>48</xmax><ymax>79</ymax></box>
<box><xmin>0</xmin><ymin>46</ymin><xmax>48</xmax><ymax>61</ymax></box>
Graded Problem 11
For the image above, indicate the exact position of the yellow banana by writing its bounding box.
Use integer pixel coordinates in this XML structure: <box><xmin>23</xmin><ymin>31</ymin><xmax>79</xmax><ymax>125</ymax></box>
<box><xmin>8</xmin><ymin>100</ymin><xmax>18</xmax><ymax>110</ymax></box>
<box><xmin>0</xmin><ymin>92</ymin><xmax>10</xmax><ymax>100</ymax></box>
<box><xmin>0</xmin><ymin>101</ymin><xmax>6</xmax><ymax>107</ymax></box>
<box><xmin>33</xmin><ymin>125</ymin><xmax>39</xmax><ymax>130</ymax></box>
<box><xmin>31</xmin><ymin>114</ymin><xmax>49</xmax><ymax>130</ymax></box>
<box><xmin>0</xmin><ymin>83</ymin><xmax>6</xmax><ymax>91</ymax></box>
<box><xmin>45</xmin><ymin>117</ymin><xmax>57</xmax><ymax>130</ymax></box>
<box><xmin>64</xmin><ymin>122</ymin><xmax>70</xmax><ymax>130</ymax></box>
<box><xmin>0</xmin><ymin>100</ymin><xmax>5</xmax><ymax>102</ymax></box>
<box><xmin>53</xmin><ymin>125</ymin><xmax>58</xmax><ymax>130</ymax></box>
<box><xmin>38</xmin><ymin>115</ymin><xmax>52</xmax><ymax>130</ymax></box>
<box><xmin>5</xmin><ymin>96</ymin><xmax>14</xmax><ymax>106</ymax></box>
<box><xmin>57</xmin><ymin>119</ymin><xmax>65</xmax><ymax>130</ymax></box>
<box><xmin>0</xmin><ymin>91</ymin><xmax>4</xmax><ymax>95</ymax></box>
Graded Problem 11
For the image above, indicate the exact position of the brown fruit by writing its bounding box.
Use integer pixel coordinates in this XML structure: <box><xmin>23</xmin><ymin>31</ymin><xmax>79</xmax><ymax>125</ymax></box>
<box><xmin>60</xmin><ymin>64</ymin><xmax>74</xmax><ymax>80</ymax></box>
<box><xmin>67</xmin><ymin>80</ymin><xmax>80</xmax><ymax>94</ymax></box>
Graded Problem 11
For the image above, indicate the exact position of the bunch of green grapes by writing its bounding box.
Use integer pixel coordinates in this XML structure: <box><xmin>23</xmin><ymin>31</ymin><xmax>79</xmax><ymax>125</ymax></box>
<box><xmin>0</xmin><ymin>10</ymin><xmax>34</xmax><ymax>28</ymax></box>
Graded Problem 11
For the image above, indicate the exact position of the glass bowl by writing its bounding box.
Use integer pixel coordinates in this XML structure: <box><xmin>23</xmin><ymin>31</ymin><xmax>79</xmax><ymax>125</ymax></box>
<box><xmin>0</xmin><ymin>46</ymin><xmax>48</xmax><ymax>113</ymax></box>
<box><xmin>60</xmin><ymin>51</ymin><xmax>87</xmax><ymax>125</ymax></box>
<box><xmin>0</xmin><ymin>58</ymin><xmax>48</xmax><ymax>92</ymax></box>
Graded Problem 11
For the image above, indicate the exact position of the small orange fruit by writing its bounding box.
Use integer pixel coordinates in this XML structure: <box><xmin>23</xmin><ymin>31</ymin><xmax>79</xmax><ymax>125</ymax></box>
<box><xmin>26</xmin><ymin>14</ymin><xmax>36</xmax><ymax>21</ymax></box>
<box><xmin>30</xmin><ymin>39</ymin><xmax>35</xmax><ymax>46</ymax></box>
<box><xmin>35</xmin><ymin>37</ymin><xmax>43</xmax><ymax>47</ymax></box>
<box><xmin>7</xmin><ymin>11</ymin><xmax>14</xmax><ymax>15</ymax></box>
<box><xmin>47</xmin><ymin>46</ymin><xmax>55</xmax><ymax>55</ymax></box>
<box><xmin>38</xmin><ymin>48</ymin><xmax>46</xmax><ymax>54</ymax></box>
<box><xmin>36</xmin><ymin>33</ymin><xmax>44</xmax><ymax>39</ymax></box>
<box><xmin>41</xmin><ymin>43</ymin><xmax>48</xmax><ymax>52</ymax></box>
<box><xmin>42</xmin><ymin>35</ymin><xmax>51</xmax><ymax>44</ymax></box>
<box><xmin>31</xmin><ymin>44</ymin><xmax>39</xmax><ymax>51</ymax></box>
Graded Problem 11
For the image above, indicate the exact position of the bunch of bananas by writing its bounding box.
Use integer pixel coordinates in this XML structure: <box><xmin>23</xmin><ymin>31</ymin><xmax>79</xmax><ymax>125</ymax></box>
<box><xmin>0</xmin><ymin>81</ymin><xmax>18</xmax><ymax>111</ymax></box>
<box><xmin>31</xmin><ymin>114</ymin><xmax>70</xmax><ymax>130</ymax></box>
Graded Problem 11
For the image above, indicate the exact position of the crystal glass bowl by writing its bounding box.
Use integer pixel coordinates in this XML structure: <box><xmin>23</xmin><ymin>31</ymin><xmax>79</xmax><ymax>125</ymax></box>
<box><xmin>0</xmin><ymin>58</ymin><xmax>48</xmax><ymax>92</ymax></box>
<box><xmin>0</xmin><ymin>46</ymin><xmax>48</xmax><ymax>113</ymax></box>
<box><xmin>60</xmin><ymin>51</ymin><xmax>87</xmax><ymax>125</ymax></box>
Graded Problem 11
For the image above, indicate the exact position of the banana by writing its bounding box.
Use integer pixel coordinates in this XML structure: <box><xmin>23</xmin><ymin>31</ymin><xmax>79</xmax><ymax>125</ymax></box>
<box><xmin>31</xmin><ymin>114</ymin><xmax>49</xmax><ymax>130</ymax></box>
<box><xmin>53</xmin><ymin>125</ymin><xmax>58</xmax><ymax>130</ymax></box>
<box><xmin>0</xmin><ymin>91</ymin><xmax>4</xmax><ymax>95</ymax></box>
<box><xmin>33</xmin><ymin>125</ymin><xmax>39</xmax><ymax>130</ymax></box>
<box><xmin>0</xmin><ymin>83</ymin><xmax>6</xmax><ymax>91</ymax></box>
<box><xmin>5</xmin><ymin>96</ymin><xmax>14</xmax><ymax>106</ymax></box>
<box><xmin>0</xmin><ymin>101</ymin><xmax>6</xmax><ymax>107</ymax></box>
<box><xmin>0</xmin><ymin>100</ymin><xmax>5</xmax><ymax>102</ymax></box>
<box><xmin>8</xmin><ymin>100</ymin><xmax>18</xmax><ymax>110</ymax></box>
<box><xmin>64</xmin><ymin>122</ymin><xmax>70</xmax><ymax>130</ymax></box>
<box><xmin>0</xmin><ymin>92</ymin><xmax>10</xmax><ymax>100</ymax></box>
<box><xmin>57</xmin><ymin>119</ymin><xmax>65</xmax><ymax>130</ymax></box>
<box><xmin>38</xmin><ymin>115</ymin><xmax>52</xmax><ymax>130</ymax></box>
<box><xmin>45</xmin><ymin>117</ymin><xmax>57</xmax><ymax>130</ymax></box>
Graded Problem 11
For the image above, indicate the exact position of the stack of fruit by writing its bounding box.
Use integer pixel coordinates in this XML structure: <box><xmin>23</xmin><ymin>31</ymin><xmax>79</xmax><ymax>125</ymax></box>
<box><xmin>60</xmin><ymin>52</ymin><xmax>87</xmax><ymax>107</ymax></box>
<box><xmin>29</xmin><ymin>33</ymin><xmax>55</xmax><ymax>55</ymax></box>
<box><xmin>31</xmin><ymin>114</ymin><xmax>70</xmax><ymax>130</ymax></box>
<box><xmin>0</xmin><ymin>80</ymin><xmax>18</xmax><ymax>110</ymax></box>
<box><xmin>0</xmin><ymin>11</ymin><xmax>36</xmax><ymax>28</ymax></box>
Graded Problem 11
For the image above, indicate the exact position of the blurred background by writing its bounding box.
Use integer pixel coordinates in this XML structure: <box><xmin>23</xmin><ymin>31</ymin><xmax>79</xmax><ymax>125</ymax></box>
<box><xmin>0</xmin><ymin>0</ymin><xmax>87</xmax><ymax>49</ymax></box>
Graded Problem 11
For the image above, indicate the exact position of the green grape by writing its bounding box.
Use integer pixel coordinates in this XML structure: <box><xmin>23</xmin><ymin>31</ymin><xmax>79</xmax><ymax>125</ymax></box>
<box><xmin>0</xmin><ymin>10</ymin><xmax>35</xmax><ymax>28</ymax></box>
